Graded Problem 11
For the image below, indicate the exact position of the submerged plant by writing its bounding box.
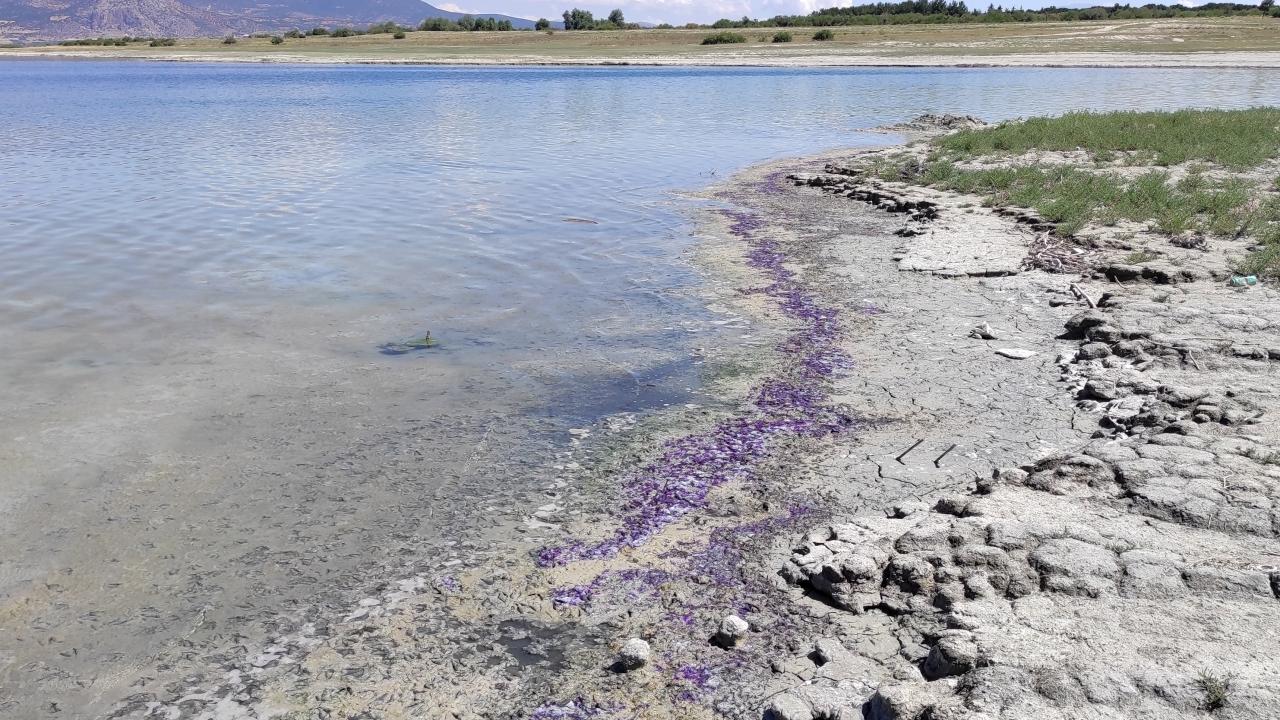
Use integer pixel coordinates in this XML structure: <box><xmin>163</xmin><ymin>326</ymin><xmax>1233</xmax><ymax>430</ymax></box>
<box><xmin>378</xmin><ymin>332</ymin><xmax>437</xmax><ymax>355</ymax></box>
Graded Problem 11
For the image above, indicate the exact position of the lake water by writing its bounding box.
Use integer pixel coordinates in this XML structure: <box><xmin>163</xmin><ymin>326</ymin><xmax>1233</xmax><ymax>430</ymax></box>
<box><xmin>2</xmin><ymin>61</ymin><xmax>1278</xmax><ymax>718</ymax></box>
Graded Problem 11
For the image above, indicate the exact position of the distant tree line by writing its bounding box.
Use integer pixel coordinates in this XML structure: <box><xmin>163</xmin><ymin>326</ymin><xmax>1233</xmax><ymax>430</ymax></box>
<box><xmin>708</xmin><ymin>0</ymin><xmax>1278</xmax><ymax>27</ymax></box>
<box><xmin>59</xmin><ymin>36</ymin><xmax>175</xmax><ymax>45</ymax></box>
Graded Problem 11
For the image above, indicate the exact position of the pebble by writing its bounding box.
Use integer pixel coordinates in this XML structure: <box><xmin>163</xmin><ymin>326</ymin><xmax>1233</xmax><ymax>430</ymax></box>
<box><xmin>715</xmin><ymin>614</ymin><xmax>750</xmax><ymax>647</ymax></box>
<box><xmin>618</xmin><ymin>638</ymin><xmax>650</xmax><ymax>671</ymax></box>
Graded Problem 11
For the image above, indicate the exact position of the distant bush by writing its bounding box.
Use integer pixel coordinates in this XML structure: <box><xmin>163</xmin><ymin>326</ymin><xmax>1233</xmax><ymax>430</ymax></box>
<box><xmin>367</xmin><ymin>21</ymin><xmax>408</xmax><ymax>34</ymax></box>
<box><xmin>330</xmin><ymin>27</ymin><xmax>357</xmax><ymax>37</ymax></box>
<box><xmin>308</xmin><ymin>27</ymin><xmax>329</xmax><ymax>35</ymax></box>
<box><xmin>773</xmin><ymin>31</ymin><xmax>793</xmax><ymax>42</ymax></box>
<box><xmin>284</xmin><ymin>29</ymin><xmax>303</xmax><ymax>38</ymax></box>
<box><xmin>393</xmin><ymin>31</ymin><xmax>406</xmax><ymax>39</ymax></box>
<box><xmin>813</xmin><ymin>28</ymin><xmax>835</xmax><ymax>40</ymax></box>
<box><xmin>702</xmin><ymin>31</ymin><xmax>747</xmax><ymax>44</ymax></box>
<box><xmin>222</xmin><ymin>35</ymin><xmax>237</xmax><ymax>44</ymax></box>
<box><xmin>150</xmin><ymin>37</ymin><xmax>176</xmax><ymax>46</ymax></box>
<box><xmin>534</xmin><ymin>18</ymin><xmax>551</xmax><ymax>30</ymax></box>
<box><xmin>270</xmin><ymin>35</ymin><xmax>284</xmax><ymax>44</ymax></box>
<box><xmin>60</xmin><ymin>37</ymin><xmax>131</xmax><ymax>46</ymax></box>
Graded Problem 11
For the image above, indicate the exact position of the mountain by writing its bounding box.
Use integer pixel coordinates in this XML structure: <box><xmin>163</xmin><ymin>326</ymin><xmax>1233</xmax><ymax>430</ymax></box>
<box><xmin>0</xmin><ymin>0</ymin><xmax>536</xmax><ymax>40</ymax></box>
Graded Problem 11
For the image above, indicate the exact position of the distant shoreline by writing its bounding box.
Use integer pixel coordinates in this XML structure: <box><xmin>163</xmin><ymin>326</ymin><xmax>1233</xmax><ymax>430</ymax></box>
<box><xmin>4</xmin><ymin>49</ymin><xmax>1280</xmax><ymax>69</ymax></box>
<box><xmin>5</xmin><ymin>16</ymin><xmax>1280</xmax><ymax>69</ymax></box>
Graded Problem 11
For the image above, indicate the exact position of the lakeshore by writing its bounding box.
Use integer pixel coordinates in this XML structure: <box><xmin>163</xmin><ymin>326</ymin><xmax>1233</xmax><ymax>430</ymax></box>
<box><xmin>84</xmin><ymin>110</ymin><xmax>1280</xmax><ymax>719</ymax></box>
<box><xmin>3</xmin><ymin>62</ymin><xmax>1280</xmax><ymax>718</ymax></box>
<box><xmin>4</xmin><ymin>17</ymin><xmax>1280</xmax><ymax>67</ymax></box>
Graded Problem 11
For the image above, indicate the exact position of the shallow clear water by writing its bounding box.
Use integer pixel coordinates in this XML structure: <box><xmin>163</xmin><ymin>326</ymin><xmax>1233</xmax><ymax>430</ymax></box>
<box><xmin>1</xmin><ymin>61</ymin><xmax>1279</xmax><ymax>717</ymax></box>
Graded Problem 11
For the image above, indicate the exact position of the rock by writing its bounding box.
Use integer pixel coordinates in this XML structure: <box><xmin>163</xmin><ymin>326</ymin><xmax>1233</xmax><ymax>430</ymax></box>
<box><xmin>811</xmin><ymin>637</ymin><xmax>844</xmax><ymax>666</ymax></box>
<box><xmin>921</xmin><ymin>631</ymin><xmax>978</xmax><ymax>680</ymax></box>
<box><xmin>970</xmin><ymin>323</ymin><xmax>999</xmax><ymax>340</ymax></box>
<box><xmin>1080</xmin><ymin>379</ymin><xmax>1119</xmax><ymax>402</ymax></box>
<box><xmin>1065</xmin><ymin>309</ymin><xmax>1108</xmax><ymax>337</ymax></box>
<box><xmin>1077</xmin><ymin>342</ymin><xmax>1113</xmax><ymax>360</ymax></box>
<box><xmin>714</xmin><ymin>614</ymin><xmax>750</xmax><ymax>648</ymax></box>
<box><xmin>995</xmin><ymin>348</ymin><xmax>1037</xmax><ymax>360</ymax></box>
<box><xmin>764</xmin><ymin>693</ymin><xmax>813</xmax><ymax>720</ymax></box>
<box><xmin>1029</xmin><ymin>538</ymin><xmax>1119</xmax><ymax>596</ymax></box>
<box><xmin>618</xmin><ymin>638</ymin><xmax>650</xmax><ymax>671</ymax></box>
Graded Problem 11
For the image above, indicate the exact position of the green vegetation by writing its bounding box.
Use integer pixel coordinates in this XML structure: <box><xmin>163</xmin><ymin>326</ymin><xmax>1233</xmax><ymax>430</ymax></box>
<box><xmin>813</xmin><ymin>28</ymin><xmax>835</xmax><ymax>40</ymax></box>
<box><xmin>708</xmin><ymin>0</ymin><xmax>1277</xmax><ymax>28</ymax></box>
<box><xmin>1197</xmin><ymin>670</ymin><xmax>1234</xmax><ymax>712</ymax></box>
<box><xmin>937</xmin><ymin>109</ymin><xmax>1280</xmax><ymax>168</ymax></box>
<box><xmin>393</xmin><ymin>31</ymin><xmax>406</xmax><ymax>39</ymax></box>
<box><xmin>270</xmin><ymin>35</ymin><xmax>284</xmax><ymax>44</ymax></box>
<box><xmin>773</xmin><ymin>31</ymin><xmax>793</xmax><ymax>42</ymax></box>
<box><xmin>418</xmin><ymin>16</ymin><xmax>515</xmax><ymax>31</ymax></box>
<box><xmin>59</xmin><ymin>36</ymin><xmax>133</xmax><ymax>46</ymax></box>
<box><xmin>366</xmin><ymin>21</ymin><xmax>409</xmax><ymax>34</ymax></box>
<box><xmin>149</xmin><ymin>37</ymin><xmax>176</xmax><ymax>46</ymax></box>
<box><xmin>535</xmin><ymin>18</ymin><xmax>551</xmax><ymax>30</ymax></box>
<box><xmin>869</xmin><ymin>108</ymin><xmax>1280</xmax><ymax>275</ymax></box>
<box><xmin>561</xmin><ymin>7</ymin><xmax>633</xmax><ymax>29</ymax></box>
<box><xmin>702</xmin><ymin>31</ymin><xmax>749</xmax><ymax>44</ymax></box>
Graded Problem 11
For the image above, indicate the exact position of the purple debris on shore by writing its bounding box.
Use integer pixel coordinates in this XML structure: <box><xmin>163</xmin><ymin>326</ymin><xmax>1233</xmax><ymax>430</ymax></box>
<box><xmin>536</xmin><ymin>204</ymin><xmax>856</xmax><ymax>568</ymax></box>
<box><xmin>551</xmin><ymin>568</ymin><xmax>671</xmax><ymax>609</ymax></box>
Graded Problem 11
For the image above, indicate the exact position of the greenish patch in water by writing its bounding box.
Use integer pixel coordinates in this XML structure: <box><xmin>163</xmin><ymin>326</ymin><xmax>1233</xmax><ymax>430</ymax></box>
<box><xmin>379</xmin><ymin>333</ymin><xmax>438</xmax><ymax>355</ymax></box>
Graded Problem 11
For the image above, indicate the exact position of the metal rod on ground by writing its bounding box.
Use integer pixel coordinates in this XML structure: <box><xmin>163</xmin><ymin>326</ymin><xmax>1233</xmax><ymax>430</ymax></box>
<box><xmin>934</xmin><ymin>443</ymin><xmax>957</xmax><ymax>468</ymax></box>
<box><xmin>896</xmin><ymin>438</ymin><xmax>924</xmax><ymax>465</ymax></box>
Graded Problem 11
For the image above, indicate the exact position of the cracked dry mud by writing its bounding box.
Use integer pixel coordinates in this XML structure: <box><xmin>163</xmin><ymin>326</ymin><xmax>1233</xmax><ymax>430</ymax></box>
<box><xmin>767</xmin><ymin>143</ymin><xmax>1280</xmax><ymax>719</ymax></box>
<box><xmin>95</xmin><ymin>131</ymin><xmax>1279</xmax><ymax>720</ymax></box>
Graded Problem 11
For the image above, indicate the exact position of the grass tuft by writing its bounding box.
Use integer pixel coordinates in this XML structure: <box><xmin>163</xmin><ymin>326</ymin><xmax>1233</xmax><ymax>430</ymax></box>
<box><xmin>1197</xmin><ymin>670</ymin><xmax>1233</xmax><ymax>712</ymax></box>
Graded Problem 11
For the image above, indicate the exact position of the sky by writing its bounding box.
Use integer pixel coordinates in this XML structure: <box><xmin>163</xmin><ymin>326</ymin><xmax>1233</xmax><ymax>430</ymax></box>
<box><xmin>436</xmin><ymin>0</ymin><xmax>1107</xmax><ymax>24</ymax></box>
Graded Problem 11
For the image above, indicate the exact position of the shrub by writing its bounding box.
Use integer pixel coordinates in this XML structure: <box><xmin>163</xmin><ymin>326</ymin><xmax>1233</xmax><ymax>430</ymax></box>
<box><xmin>1197</xmin><ymin>671</ymin><xmax>1233</xmax><ymax>712</ymax></box>
<box><xmin>330</xmin><ymin>27</ymin><xmax>356</xmax><ymax>37</ymax></box>
<box><xmin>534</xmin><ymin>18</ymin><xmax>551</xmax><ymax>30</ymax></box>
<box><xmin>270</xmin><ymin>35</ymin><xmax>284</xmax><ymax>44</ymax></box>
<box><xmin>393</xmin><ymin>31</ymin><xmax>406</xmax><ymax>39</ymax></box>
<box><xmin>222</xmin><ymin>35</ymin><xmax>237</xmax><ymax>44</ymax></box>
<box><xmin>149</xmin><ymin>37</ymin><xmax>175</xmax><ymax>46</ymax></box>
<box><xmin>702</xmin><ymin>31</ymin><xmax>747</xmax><ymax>44</ymax></box>
<box><xmin>813</xmin><ymin>28</ymin><xmax>835</xmax><ymax>40</ymax></box>
<box><xmin>284</xmin><ymin>29</ymin><xmax>303</xmax><ymax>38</ymax></box>
<box><xmin>308</xmin><ymin>27</ymin><xmax>329</xmax><ymax>35</ymax></box>
<box><xmin>773</xmin><ymin>31</ymin><xmax>792</xmax><ymax>42</ymax></box>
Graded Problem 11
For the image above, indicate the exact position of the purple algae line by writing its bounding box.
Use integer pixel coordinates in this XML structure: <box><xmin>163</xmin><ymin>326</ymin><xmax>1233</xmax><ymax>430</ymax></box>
<box><xmin>536</xmin><ymin>205</ymin><xmax>853</xmax><ymax>568</ymax></box>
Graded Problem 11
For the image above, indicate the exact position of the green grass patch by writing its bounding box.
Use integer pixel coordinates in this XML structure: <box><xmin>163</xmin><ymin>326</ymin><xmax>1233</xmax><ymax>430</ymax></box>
<box><xmin>936</xmin><ymin>108</ymin><xmax>1280</xmax><ymax>169</ymax></box>
<box><xmin>868</xmin><ymin>108</ymin><xmax>1280</xmax><ymax>277</ymax></box>
<box><xmin>813</xmin><ymin>28</ymin><xmax>835</xmax><ymax>40</ymax></box>
<box><xmin>773</xmin><ymin>31</ymin><xmax>793</xmax><ymax>43</ymax></box>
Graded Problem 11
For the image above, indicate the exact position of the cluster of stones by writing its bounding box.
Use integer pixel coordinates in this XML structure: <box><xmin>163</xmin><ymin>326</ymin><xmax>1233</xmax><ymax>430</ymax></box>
<box><xmin>765</xmin><ymin>210</ymin><xmax>1280</xmax><ymax>718</ymax></box>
